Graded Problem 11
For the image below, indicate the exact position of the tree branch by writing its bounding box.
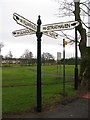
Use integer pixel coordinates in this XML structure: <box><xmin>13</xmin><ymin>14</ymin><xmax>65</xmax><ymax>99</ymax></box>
<box><xmin>80</xmin><ymin>2</ymin><xmax>90</xmax><ymax>11</ymax></box>
<box><xmin>81</xmin><ymin>20</ymin><xmax>90</xmax><ymax>29</ymax></box>
<box><xmin>80</xmin><ymin>7</ymin><xmax>90</xmax><ymax>16</ymax></box>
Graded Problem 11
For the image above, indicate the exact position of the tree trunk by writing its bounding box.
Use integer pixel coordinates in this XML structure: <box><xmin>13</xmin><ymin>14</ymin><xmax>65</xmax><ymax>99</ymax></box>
<box><xmin>75</xmin><ymin>2</ymin><xmax>90</xmax><ymax>90</ymax></box>
<box><xmin>79</xmin><ymin>30</ymin><xmax>90</xmax><ymax>90</ymax></box>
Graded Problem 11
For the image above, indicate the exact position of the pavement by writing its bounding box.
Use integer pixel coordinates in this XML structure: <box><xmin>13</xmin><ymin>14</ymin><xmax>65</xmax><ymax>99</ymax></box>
<box><xmin>2</xmin><ymin>92</ymin><xmax>90</xmax><ymax>119</ymax></box>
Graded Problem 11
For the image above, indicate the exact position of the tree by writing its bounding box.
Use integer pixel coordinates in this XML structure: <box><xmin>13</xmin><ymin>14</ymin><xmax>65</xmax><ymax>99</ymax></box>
<box><xmin>42</xmin><ymin>52</ymin><xmax>55</xmax><ymax>65</ymax></box>
<box><xmin>20</xmin><ymin>49</ymin><xmax>33</xmax><ymax>66</ymax></box>
<box><xmin>56</xmin><ymin>0</ymin><xmax>90</xmax><ymax>89</ymax></box>
<box><xmin>5</xmin><ymin>51</ymin><xmax>13</xmax><ymax>65</ymax></box>
<box><xmin>0</xmin><ymin>42</ymin><xmax>4</xmax><ymax>66</ymax></box>
<box><xmin>0</xmin><ymin>42</ymin><xmax>4</xmax><ymax>53</ymax></box>
<box><xmin>8</xmin><ymin>51</ymin><xmax>13</xmax><ymax>58</ymax></box>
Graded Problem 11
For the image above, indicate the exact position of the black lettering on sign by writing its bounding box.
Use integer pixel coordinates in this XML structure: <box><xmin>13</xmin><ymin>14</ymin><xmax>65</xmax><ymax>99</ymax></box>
<box><xmin>65</xmin><ymin>24</ymin><xmax>70</xmax><ymax>28</ymax></box>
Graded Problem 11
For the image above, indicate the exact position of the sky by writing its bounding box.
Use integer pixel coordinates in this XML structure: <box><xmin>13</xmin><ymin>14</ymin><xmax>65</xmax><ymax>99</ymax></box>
<box><xmin>0</xmin><ymin>0</ymin><xmax>86</xmax><ymax>59</ymax></box>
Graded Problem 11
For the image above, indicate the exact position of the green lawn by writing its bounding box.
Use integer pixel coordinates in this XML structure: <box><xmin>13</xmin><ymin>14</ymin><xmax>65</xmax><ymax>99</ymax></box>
<box><xmin>2</xmin><ymin>65</ymin><xmax>79</xmax><ymax>113</ymax></box>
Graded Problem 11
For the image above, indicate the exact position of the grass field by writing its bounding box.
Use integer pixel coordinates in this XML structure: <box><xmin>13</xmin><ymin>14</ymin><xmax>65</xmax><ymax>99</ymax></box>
<box><xmin>2</xmin><ymin>65</ymin><xmax>79</xmax><ymax>113</ymax></box>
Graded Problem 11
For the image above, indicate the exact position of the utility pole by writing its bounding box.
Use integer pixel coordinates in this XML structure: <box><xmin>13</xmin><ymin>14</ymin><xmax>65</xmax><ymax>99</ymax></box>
<box><xmin>74</xmin><ymin>0</ymin><xmax>80</xmax><ymax>90</ymax></box>
<box><xmin>36</xmin><ymin>15</ymin><xmax>42</xmax><ymax>112</ymax></box>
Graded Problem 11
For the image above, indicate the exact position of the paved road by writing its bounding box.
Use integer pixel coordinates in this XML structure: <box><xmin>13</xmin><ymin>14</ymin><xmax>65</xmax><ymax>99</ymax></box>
<box><xmin>3</xmin><ymin>97</ymin><xmax>89</xmax><ymax>119</ymax></box>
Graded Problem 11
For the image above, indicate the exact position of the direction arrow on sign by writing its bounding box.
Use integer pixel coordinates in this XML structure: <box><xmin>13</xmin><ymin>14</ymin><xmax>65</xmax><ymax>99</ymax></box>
<box><xmin>13</xmin><ymin>13</ymin><xmax>37</xmax><ymax>32</ymax></box>
<box><xmin>42</xmin><ymin>21</ymin><xmax>79</xmax><ymax>32</ymax></box>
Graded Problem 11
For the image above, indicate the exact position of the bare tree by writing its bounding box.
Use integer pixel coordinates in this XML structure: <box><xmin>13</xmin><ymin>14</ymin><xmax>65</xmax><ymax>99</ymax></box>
<box><xmin>56</xmin><ymin>0</ymin><xmax>90</xmax><ymax>88</ymax></box>
<box><xmin>20</xmin><ymin>49</ymin><xmax>33</xmax><ymax>66</ymax></box>
<box><xmin>0</xmin><ymin>42</ymin><xmax>4</xmax><ymax>66</ymax></box>
<box><xmin>42</xmin><ymin>52</ymin><xmax>55</xmax><ymax>65</ymax></box>
<box><xmin>8</xmin><ymin>51</ymin><xmax>13</xmax><ymax>58</ymax></box>
<box><xmin>5</xmin><ymin>51</ymin><xmax>13</xmax><ymax>65</ymax></box>
<box><xmin>0</xmin><ymin>42</ymin><xmax>4</xmax><ymax>55</ymax></box>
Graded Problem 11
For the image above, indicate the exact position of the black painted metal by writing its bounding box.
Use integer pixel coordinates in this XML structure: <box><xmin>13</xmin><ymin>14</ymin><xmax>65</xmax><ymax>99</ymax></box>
<box><xmin>36</xmin><ymin>16</ymin><xmax>42</xmax><ymax>112</ymax></box>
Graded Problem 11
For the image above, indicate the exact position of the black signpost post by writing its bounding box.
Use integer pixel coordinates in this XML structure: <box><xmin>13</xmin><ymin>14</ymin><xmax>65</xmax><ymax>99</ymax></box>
<box><xmin>36</xmin><ymin>16</ymin><xmax>42</xmax><ymax>112</ymax></box>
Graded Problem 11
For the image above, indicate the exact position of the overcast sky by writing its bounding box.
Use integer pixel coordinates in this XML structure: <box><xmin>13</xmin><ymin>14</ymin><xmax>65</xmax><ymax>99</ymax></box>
<box><xmin>0</xmin><ymin>0</ymin><xmax>84</xmax><ymax>59</ymax></box>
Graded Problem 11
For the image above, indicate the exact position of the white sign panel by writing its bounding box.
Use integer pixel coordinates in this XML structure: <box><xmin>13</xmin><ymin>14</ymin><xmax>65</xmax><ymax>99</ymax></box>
<box><xmin>12</xmin><ymin>28</ymin><xmax>59</xmax><ymax>39</ymax></box>
<box><xmin>13</xmin><ymin>13</ymin><xmax>79</xmax><ymax>39</ymax></box>
<box><xmin>42</xmin><ymin>21</ymin><xmax>79</xmax><ymax>32</ymax></box>
<box><xmin>43</xmin><ymin>31</ymin><xmax>59</xmax><ymax>39</ymax></box>
<box><xmin>12</xmin><ymin>29</ymin><xmax>35</xmax><ymax>37</ymax></box>
<box><xmin>13</xmin><ymin>13</ymin><xmax>37</xmax><ymax>32</ymax></box>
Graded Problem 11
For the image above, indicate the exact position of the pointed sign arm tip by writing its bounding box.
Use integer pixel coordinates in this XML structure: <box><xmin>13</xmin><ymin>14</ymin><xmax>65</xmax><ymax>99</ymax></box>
<box><xmin>12</xmin><ymin>31</ymin><xmax>16</xmax><ymax>35</ymax></box>
<box><xmin>13</xmin><ymin>13</ymin><xmax>20</xmax><ymax>21</ymax></box>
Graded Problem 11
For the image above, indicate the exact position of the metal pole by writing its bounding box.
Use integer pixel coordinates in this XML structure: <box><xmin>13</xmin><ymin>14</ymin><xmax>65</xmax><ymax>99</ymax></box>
<box><xmin>36</xmin><ymin>15</ymin><xmax>42</xmax><ymax>112</ymax></box>
<box><xmin>74</xmin><ymin>1</ymin><xmax>78</xmax><ymax>90</ymax></box>
<box><xmin>63</xmin><ymin>39</ymin><xmax>65</xmax><ymax>96</ymax></box>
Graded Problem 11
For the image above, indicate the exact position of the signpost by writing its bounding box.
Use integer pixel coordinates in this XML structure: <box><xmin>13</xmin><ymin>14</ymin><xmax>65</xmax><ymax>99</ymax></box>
<box><xmin>12</xmin><ymin>13</ymin><xmax>79</xmax><ymax>112</ymax></box>
<box><xmin>36</xmin><ymin>16</ymin><xmax>42</xmax><ymax>112</ymax></box>
<box><xmin>42</xmin><ymin>21</ymin><xmax>79</xmax><ymax>32</ymax></box>
<box><xmin>13</xmin><ymin>13</ymin><xmax>79</xmax><ymax>32</ymax></box>
<box><xmin>13</xmin><ymin>13</ymin><xmax>59</xmax><ymax>39</ymax></box>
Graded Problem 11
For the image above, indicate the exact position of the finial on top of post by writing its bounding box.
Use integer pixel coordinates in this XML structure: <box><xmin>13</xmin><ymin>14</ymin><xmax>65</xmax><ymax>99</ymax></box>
<box><xmin>37</xmin><ymin>15</ymin><xmax>42</xmax><ymax>26</ymax></box>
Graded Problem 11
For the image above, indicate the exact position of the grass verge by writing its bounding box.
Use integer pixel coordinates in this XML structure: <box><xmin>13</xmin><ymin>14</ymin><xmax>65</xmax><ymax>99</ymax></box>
<box><xmin>2</xmin><ymin>65</ymin><xmax>78</xmax><ymax>113</ymax></box>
